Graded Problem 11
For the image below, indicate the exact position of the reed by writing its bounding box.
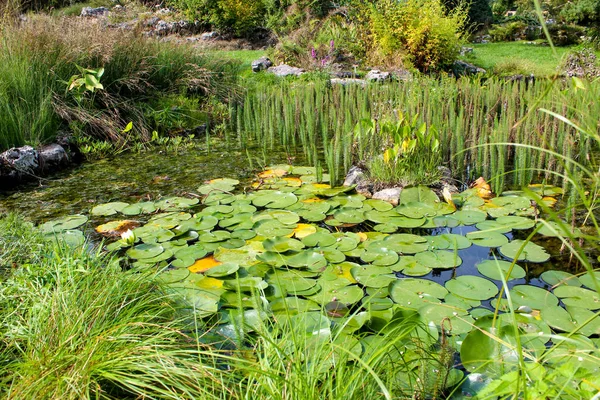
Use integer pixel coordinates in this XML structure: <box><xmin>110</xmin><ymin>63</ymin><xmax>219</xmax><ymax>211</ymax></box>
<box><xmin>232</xmin><ymin>76</ymin><xmax>599</xmax><ymax>191</ymax></box>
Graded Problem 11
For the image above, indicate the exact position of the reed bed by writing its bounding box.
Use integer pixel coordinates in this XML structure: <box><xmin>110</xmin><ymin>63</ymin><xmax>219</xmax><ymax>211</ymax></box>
<box><xmin>231</xmin><ymin>77</ymin><xmax>599</xmax><ymax>191</ymax></box>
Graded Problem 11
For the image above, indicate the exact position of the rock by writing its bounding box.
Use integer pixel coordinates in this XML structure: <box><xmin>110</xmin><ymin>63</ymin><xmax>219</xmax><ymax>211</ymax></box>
<box><xmin>145</xmin><ymin>16</ymin><xmax>160</xmax><ymax>27</ymax></box>
<box><xmin>80</xmin><ymin>7</ymin><xmax>109</xmax><ymax>17</ymax></box>
<box><xmin>393</xmin><ymin>68</ymin><xmax>414</xmax><ymax>81</ymax></box>
<box><xmin>372</xmin><ymin>187</ymin><xmax>402</xmax><ymax>206</ymax></box>
<box><xmin>201</xmin><ymin>31</ymin><xmax>220</xmax><ymax>41</ymax></box>
<box><xmin>343</xmin><ymin>166</ymin><xmax>366</xmax><ymax>186</ymax></box>
<box><xmin>452</xmin><ymin>60</ymin><xmax>486</xmax><ymax>77</ymax></box>
<box><xmin>156</xmin><ymin>8</ymin><xmax>172</xmax><ymax>15</ymax></box>
<box><xmin>38</xmin><ymin>144</ymin><xmax>69</xmax><ymax>171</ymax></box>
<box><xmin>331</xmin><ymin>71</ymin><xmax>355</xmax><ymax>78</ymax></box>
<box><xmin>365</xmin><ymin>69</ymin><xmax>391</xmax><ymax>82</ymax></box>
<box><xmin>0</xmin><ymin>145</ymin><xmax>38</xmax><ymax>180</ymax></box>
<box><xmin>356</xmin><ymin>180</ymin><xmax>374</xmax><ymax>198</ymax></box>
<box><xmin>330</xmin><ymin>78</ymin><xmax>367</xmax><ymax>86</ymax></box>
<box><xmin>155</xmin><ymin>20</ymin><xmax>172</xmax><ymax>36</ymax></box>
<box><xmin>251</xmin><ymin>57</ymin><xmax>273</xmax><ymax>73</ymax></box>
<box><xmin>267</xmin><ymin>64</ymin><xmax>304</xmax><ymax>77</ymax></box>
<box><xmin>460</xmin><ymin>47</ymin><xmax>474</xmax><ymax>56</ymax></box>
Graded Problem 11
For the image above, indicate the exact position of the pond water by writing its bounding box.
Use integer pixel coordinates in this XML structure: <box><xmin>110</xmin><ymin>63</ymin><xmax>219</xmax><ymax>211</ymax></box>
<box><xmin>2</xmin><ymin>139</ymin><xmax>599</xmax><ymax>395</ymax></box>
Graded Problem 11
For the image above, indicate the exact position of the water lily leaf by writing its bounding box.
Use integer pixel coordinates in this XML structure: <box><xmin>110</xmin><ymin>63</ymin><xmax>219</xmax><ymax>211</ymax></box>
<box><xmin>426</xmin><ymin>215</ymin><xmax>460</xmax><ymax>228</ymax></box>
<box><xmin>389</xmin><ymin>279</ymin><xmax>448</xmax><ymax>309</ymax></box>
<box><xmin>40</xmin><ymin>214</ymin><xmax>88</xmax><ymax>233</ymax></box>
<box><xmin>270</xmin><ymin>297</ymin><xmax>321</xmax><ymax>314</ymax></box>
<box><xmin>253</xmin><ymin>219</ymin><xmax>296</xmax><ymax>237</ymax></box>
<box><xmin>214</xmin><ymin>242</ymin><xmax>263</xmax><ymax>266</ymax></box>
<box><xmin>156</xmin><ymin>196</ymin><xmax>199</xmax><ymax>211</ymax></box>
<box><xmin>231</xmin><ymin>229</ymin><xmax>256</xmax><ymax>240</ymax></box>
<box><xmin>317</xmin><ymin>247</ymin><xmax>346</xmax><ymax>263</ymax></box>
<box><xmin>554</xmin><ymin>286</ymin><xmax>600</xmax><ymax>310</ymax></box>
<box><xmin>361</xmin><ymin>242</ymin><xmax>400</xmax><ymax>266</ymax></box>
<box><xmin>396</xmin><ymin>202</ymin><xmax>439</xmax><ymax>219</ymax></box>
<box><xmin>174</xmin><ymin>243</ymin><xmax>207</xmax><ymax>260</ymax></box>
<box><xmin>122</xmin><ymin>201</ymin><xmax>156</xmax><ymax>216</ymax></box>
<box><xmin>415</xmin><ymin>250</ymin><xmax>462</xmax><ymax>269</ymax></box>
<box><xmin>252</xmin><ymin>191</ymin><xmax>298</xmax><ymax>209</ymax></box>
<box><xmin>286</xmin><ymin>250</ymin><xmax>328</xmax><ymax>271</ymax></box>
<box><xmin>540</xmin><ymin>271</ymin><xmax>581</xmax><ymax>287</ymax></box>
<box><xmin>308</xmin><ymin>284</ymin><xmax>364</xmax><ymax>306</ymax></box>
<box><xmin>499</xmin><ymin>240</ymin><xmax>550</xmax><ymax>263</ymax></box>
<box><xmin>173</xmin><ymin>287</ymin><xmax>220</xmax><ymax>316</ymax></box>
<box><xmin>476</xmin><ymin>259</ymin><xmax>525</xmax><ymax>281</ymax></box>
<box><xmin>536</xmin><ymin>220</ymin><xmax>582</xmax><ymax>238</ymax></box>
<box><xmin>579</xmin><ymin>271</ymin><xmax>600</xmax><ymax>290</ymax></box>
<box><xmin>91</xmin><ymin>202</ymin><xmax>129</xmax><ymax>216</ymax></box>
<box><xmin>445</xmin><ymin>276</ymin><xmax>498</xmax><ymax>301</ymax></box>
<box><xmin>312</xmin><ymin>185</ymin><xmax>354</xmax><ymax>197</ymax></box>
<box><xmin>426</xmin><ymin>234</ymin><xmax>471</xmax><ymax>251</ymax></box>
<box><xmin>302</xmin><ymin>231</ymin><xmax>337</xmax><ymax>248</ymax></box>
<box><xmin>466</xmin><ymin>231</ymin><xmax>509</xmax><ymax>247</ymax></box>
<box><xmin>399</xmin><ymin>186</ymin><xmax>439</xmax><ymax>205</ymax></box>
<box><xmin>419</xmin><ymin>304</ymin><xmax>474</xmax><ymax>335</ymax></box>
<box><xmin>491</xmin><ymin>196</ymin><xmax>531</xmax><ymax>212</ymax></box>
<box><xmin>332</xmin><ymin>233</ymin><xmax>360</xmax><ymax>252</ymax></box>
<box><xmin>444</xmin><ymin>293</ymin><xmax>481</xmax><ymax>309</ymax></box>
<box><xmin>475</xmin><ymin>220</ymin><xmax>512</xmax><ymax>234</ymax></box>
<box><xmin>351</xmin><ymin>265</ymin><xmax>396</xmax><ymax>288</ymax></box>
<box><xmin>149</xmin><ymin>212</ymin><xmax>192</xmax><ymax>228</ymax></box>
<box><xmin>333</xmin><ymin>194</ymin><xmax>366</xmax><ymax>208</ymax></box>
<box><xmin>188</xmin><ymin>255</ymin><xmax>222</xmax><ymax>273</ymax></box>
<box><xmin>361</xmin><ymin>295</ymin><xmax>394</xmax><ymax>311</ymax></box>
<box><xmin>199</xmin><ymin>230</ymin><xmax>231</xmax><ymax>243</ymax></box>
<box><xmin>293</xmin><ymin>223</ymin><xmax>318</xmax><ymax>239</ymax></box>
<box><xmin>218</xmin><ymin>213</ymin><xmax>254</xmax><ymax>231</ymax></box>
<box><xmin>492</xmin><ymin>285</ymin><xmax>559</xmax><ymax>310</ymax></box>
<box><xmin>177</xmin><ymin>215</ymin><xmax>219</xmax><ymax>232</ymax></box>
<box><xmin>223</xmin><ymin>276</ymin><xmax>268</xmax><ymax>292</ymax></box>
<box><xmin>565</xmin><ymin>306</ymin><xmax>600</xmax><ymax>336</ymax></box>
<box><xmin>127</xmin><ymin>243</ymin><xmax>164</xmax><ymax>260</ymax></box>
<box><xmin>495</xmin><ymin>216</ymin><xmax>535</xmax><ymax>230</ymax></box>
<box><xmin>203</xmin><ymin>192</ymin><xmax>237</xmax><ymax>205</ymax></box>
<box><xmin>384</xmin><ymin>234</ymin><xmax>429</xmax><ymax>254</ymax></box>
<box><xmin>390</xmin><ymin>256</ymin><xmax>432</xmax><ymax>276</ymax></box>
<box><xmin>364</xmin><ymin>199</ymin><xmax>394</xmax><ymax>211</ymax></box>
<box><xmin>321</xmin><ymin>262</ymin><xmax>358</xmax><ymax>283</ymax></box>
<box><xmin>333</xmin><ymin>208</ymin><xmax>365</xmax><ymax>224</ymax></box>
<box><xmin>198</xmin><ymin>178</ymin><xmax>239</xmax><ymax>194</ymax></box>
<box><xmin>453</xmin><ymin>210</ymin><xmax>487</xmax><ymax>225</ymax></box>
<box><xmin>159</xmin><ymin>268</ymin><xmax>190</xmax><ymax>284</ymax></box>
<box><xmin>205</xmin><ymin>262</ymin><xmax>240</xmax><ymax>278</ymax></box>
<box><xmin>263</xmin><ymin>237</ymin><xmax>305</xmax><ymax>253</ymax></box>
<box><xmin>95</xmin><ymin>220</ymin><xmax>140</xmax><ymax>237</ymax></box>
<box><xmin>373</xmin><ymin>223</ymin><xmax>398</xmax><ymax>233</ymax></box>
<box><xmin>48</xmin><ymin>229</ymin><xmax>85</xmax><ymax>247</ymax></box>
<box><xmin>540</xmin><ymin>306</ymin><xmax>578</xmax><ymax>332</ymax></box>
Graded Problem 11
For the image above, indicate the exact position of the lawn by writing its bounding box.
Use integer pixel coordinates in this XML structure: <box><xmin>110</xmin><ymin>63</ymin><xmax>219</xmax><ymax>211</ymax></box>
<box><xmin>460</xmin><ymin>41</ymin><xmax>598</xmax><ymax>77</ymax></box>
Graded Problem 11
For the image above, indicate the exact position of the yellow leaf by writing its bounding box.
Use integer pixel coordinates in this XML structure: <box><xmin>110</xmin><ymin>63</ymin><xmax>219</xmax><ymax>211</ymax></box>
<box><xmin>302</xmin><ymin>197</ymin><xmax>325</xmax><ymax>203</ymax></box>
<box><xmin>189</xmin><ymin>256</ymin><xmax>222</xmax><ymax>273</ymax></box>
<box><xmin>259</xmin><ymin>169</ymin><xmax>287</xmax><ymax>178</ymax></box>
<box><xmin>95</xmin><ymin>220</ymin><xmax>140</xmax><ymax>237</ymax></box>
<box><xmin>293</xmin><ymin>223</ymin><xmax>318</xmax><ymax>239</ymax></box>
<box><xmin>357</xmin><ymin>232</ymin><xmax>368</xmax><ymax>242</ymax></box>
<box><xmin>196</xmin><ymin>276</ymin><xmax>225</xmax><ymax>290</ymax></box>
<box><xmin>283</xmin><ymin>177</ymin><xmax>303</xmax><ymax>187</ymax></box>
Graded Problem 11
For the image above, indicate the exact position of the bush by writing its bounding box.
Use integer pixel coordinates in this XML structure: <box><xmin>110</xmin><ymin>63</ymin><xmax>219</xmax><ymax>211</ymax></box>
<box><xmin>488</xmin><ymin>21</ymin><xmax>528</xmax><ymax>41</ymax></box>
<box><xmin>368</xmin><ymin>0</ymin><xmax>467</xmax><ymax>71</ymax></box>
<box><xmin>546</xmin><ymin>24</ymin><xmax>585</xmax><ymax>46</ymax></box>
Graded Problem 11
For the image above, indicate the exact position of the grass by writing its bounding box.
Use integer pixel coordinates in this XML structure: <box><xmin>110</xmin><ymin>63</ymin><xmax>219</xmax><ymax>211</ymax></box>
<box><xmin>211</xmin><ymin>50</ymin><xmax>267</xmax><ymax>78</ymax></box>
<box><xmin>459</xmin><ymin>42</ymin><xmax>599</xmax><ymax>76</ymax></box>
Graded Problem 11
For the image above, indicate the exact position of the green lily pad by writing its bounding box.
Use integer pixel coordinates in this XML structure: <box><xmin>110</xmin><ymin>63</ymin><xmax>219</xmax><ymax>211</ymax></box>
<box><xmin>390</xmin><ymin>256</ymin><xmax>432</xmax><ymax>276</ymax></box>
<box><xmin>91</xmin><ymin>202</ymin><xmax>129</xmax><ymax>216</ymax></box>
<box><xmin>149</xmin><ymin>212</ymin><xmax>192</xmax><ymax>228</ymax></box>
<box><xmin>127</xmin><ymin>243</ymin><xmax>165</xmax><ymax>260</ymax></box>
<box><xmin>223</xmin><ymin>276</ymin><xmax>268</xmax><ymax>292</ymax></box>
<box><xmin>40</xmin><ymin>214</ymin><xmax>88</xmax><ymax>233</ymax></box>
<box><xmin>476</xmin><ymin>259</ymin><xmax>526</xmax><ymax>281</ymax></box>
<box><xmin>554</xmin><ymin>286</ymin><xmax>600</xmax><ymax>310</ymax></box>
<box><xmin>426</xmin><ymin>234</ymin><xmax>471</xmax><ymax>250</ymax></box>
<box><xmin>453</xmin><ymin>209</ymin><xmax>487</xmax><ymax>225</ymax></box>
<box><xmin>540</xmin><ymin>306</ymin><xmax>578</xmax><ymax>332</ymax></box>
<box><xmin>270</xmin><ymin>297</ymin><xmax>321</xmax><ymax>314</ymax></box>
<box><xmin>536</xmin><ymin>220</ymin><xmax>582</xmax><ymax>238</ymax></box>
<box><xmin>579</xmin><ymin>271</ymin><xmax>600</xmax><ymax>290</ymax></box>
<box><xmin>364</xmin><ymin>199</ymin><xmax>394</xmax><ymax>211</ymax></box>
<box><xmin>373</xmin><ymin>223</ymin><xmax>398</xmax><ymax>233</ymax></box>
<box><xmin>218</xmin><ymin>213</ymin><xmax>255</xmax><ymax>231</ymax></box>
<box><xmin>122</xmin><ymin>201</ymin><xmax>156</xmax><ymax>216</ymax></box>
<box><xmin>466</xmin><ymin>230</ymin><xmax>509</xmax><ymax>247</ymax></box>
<box><xmin>445</xmin><ymin>276</ymin><xmax>499</xmax><ymax>301</ymax></box>
<box><xmin>399</xmin><ymin>186</ymin><xmax>439</xmax><ymax>205</ymax></box>
<box><xmin>499</xmin><ymin>240</ymin><xmax>550</xmax><ymax>263</ymax></box>
<box><xmin>389</xmin><ymin>278</ymin><xmax>448</xmax><ymax>309</ymax></box>
<box><xmin>475</xmin><ymin>220</ymin><xmax>512</xmax><ymax>234</ymax></box>
<box><xmin>156</xmin><ymin>196</ymin><xmax>199</xmax><ymax>211</ymax></box>
<box><xmin>263</xmin><ymin>237</ymin><xmax>305</xmax><ymax>253</ymax></box>
<box><xmin>444</xmin><ymin>293</ymin><xmax>481</xmax><ymax>309</ymax></box>
<box><xmin>565</xmin><ymin>306</ymin><xmax>600</xmax><ymax>336</ymax></box>
<box><xmin>177</xmin><ymin>215</ymin><xmax>219</xmax><ymax>232</ymax></box>
<box><xmin>254</xmin><ymin>219</ymin><xmax>296</xmax><ymax>237</ymax></box>
<box><xmin>415</xmin><ymin>250</ymin><xmax>462</xmax><ymax>269</ymax></box>
<box><xmin>47</xmin><ymin>229</ymin><xmax>85</xmax><ymax>247</ymax></box>
<box><xmin>396</xmin><ymin>202</ymin><xmax>439</xmax><ymax>219</ymax></box>
<box><xmin>361</xmin><ymin>242</ymin><xmax>400</xmax><ymax>266</ymax></box>
<box><xmin>286</xmin><ymin>250</ymin><xmax>328</xmax><ymax>271</ymax></box>
<box><xmin>198</xmin><ymin>178</ymin><xmax>239</xmax><ymax>194</ymax></box>
<box><xmin>351</xmin><ymin>265</ymin><xmax>396</xmax><ymax>288</ymax></box>
<box><xmin>205</xmin><ymin>262</ymin><xmax>240</xmax><ymax>278</ymax></box>
<box><xmin>333</xmin><ymin>208</ymin><xmax>365</xmax><ymax>224</ymax></box>
<box><xmin>491</xmin><ymin>196</ymin><xmax>531</xmax><ymax>212</ymax></box>
<box><xmin>540</xmin><ymin>271</ymin><xmax>581</xmax><ymax>287</ymax></box>
<box><xmin>252</xmin><ymin>190</ymin><xmax>298</xmax><ymax>209</ymax></box>
<box><xmin>495</xmin><ymin>216</ymin><xmax>535</xmax><ymax>230</ymax></box>
<box><xmin>384</xmin><ymin>234</ymin><xmax>429</xmax><ymax>254</ymax></box>
<box><xmin>492</xmin><ymin>285</ymin><xmax>559</xmax><ymax>310</ymax></box>
<box><xmin>333</xmin><ymin>194</ymin><xmax>366</xmax><ymax>209</ymax></box>
<box><xmin>302</xmin><ymin>231</ymin><xmax>337</xmax><ymax>248</ymax></box>
<box><xmin>199</xmin><ymin>230</ymin><xmax>231</xmax><ymax>243</ymax></box>
<box><xmin>419</xmin><ymin>303</ymin><xmax>475</xmax><ymax>335</ymax></box>
<box><xmin>308</xmin><ymin>284</ymin><xmax>364</xmax><ymax>306</ymax></box>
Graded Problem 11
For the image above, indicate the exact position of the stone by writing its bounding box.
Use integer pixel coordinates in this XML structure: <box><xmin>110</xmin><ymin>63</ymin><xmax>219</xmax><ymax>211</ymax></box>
<box><xmin>38</xmin><ymin>144</ymin><xmax>69</xmax><ymax>171</ymax></box>
<box><xmin>80</xmin><ymin>7</ymin><xmax>109</xmax><ymax>17</ymax></box>
<box><xmin>267</xmin><ymin>64</ymin><xmax>304</xmax><ymax>77</ymax></box>
<box><xmin>460</xmin><ymin>47</ymin><xmax>474</xmax><ymax>56</ymax></box>
<box><xmin>365</xmin><ymin>69</ymin><xmax>391</xmax><ymax>82</ymax></box>
<box><xmin>201</xmin><ymin>31</ymin><xmax>220</xmax><ymax>41</ymax></box>
<box><xmin>372</xmin><ymin>188</ymin><xmax>402</xmax><ymax>206</ymax></box>
<box><xmin>0</xmin><ymin>145</ymin><xmax>38</xmax><ymax>179</ymax></box>
<box><xmin>145</xmin><ymin>17</ymin><xmax>160</xmax><ymax>27</ymax></box>
<box><xmin>330</xmin><ymin>78</ymin><xmax>367</xmax><ymax>86</ymax></box>
<box><xmin>251</xmin><ymin>57</ymin><xmax>273</xmax><ymax>73</ymax></box>
<box><xmin>343</xmin><ymin>166</ymin><xmax>366</xmax><ymax>186</ymax></box>
<box><xmin>452</xmin><ymin>60</ymin><xmax>486</xmax><ymax>77</ymax></box>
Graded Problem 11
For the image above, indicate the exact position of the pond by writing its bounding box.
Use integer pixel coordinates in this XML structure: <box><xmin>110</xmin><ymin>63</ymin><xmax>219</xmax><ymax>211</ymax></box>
<box><xmin>2</xmin><ymin>141</ymin><xmax>599</xmax><ymax>396</ymax></box>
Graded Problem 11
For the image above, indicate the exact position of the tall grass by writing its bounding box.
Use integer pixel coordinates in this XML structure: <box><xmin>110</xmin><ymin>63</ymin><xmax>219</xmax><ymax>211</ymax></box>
<box><xmin>0</xmin><ymin>15</ymin><xmax>241</xmax><ymax>152</ymax></box>
<box><xmin>232</xmin><ymin>76</ymin><xmax>599</xmax><ymax>190</ymax></box>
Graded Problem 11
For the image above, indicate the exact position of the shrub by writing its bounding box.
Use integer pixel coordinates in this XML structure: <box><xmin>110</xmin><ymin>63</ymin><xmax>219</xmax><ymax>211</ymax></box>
<box><xmin>488</xmin><ymin>21</ymin><xmax>528</xmax><ymax>41</ymax></box>
<box><xmin>367</xmin><ymin>0</ymin><xmax>467</xmax><ymax>71</ymax></box>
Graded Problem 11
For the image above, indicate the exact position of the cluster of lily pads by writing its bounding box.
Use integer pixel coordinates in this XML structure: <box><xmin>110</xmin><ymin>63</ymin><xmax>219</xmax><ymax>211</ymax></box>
<box><xmin>39</xmin><ymin>165</ymin><xmax>600</xmax><ymax>391</ymax></box>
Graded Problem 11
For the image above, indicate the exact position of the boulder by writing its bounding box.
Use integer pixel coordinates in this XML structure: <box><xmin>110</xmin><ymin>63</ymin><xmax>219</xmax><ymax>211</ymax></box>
<box><xmin>365</xmin><ymin>69</ymin><xmax>391</xmax><ymax>82</ymax></box>
<box><xmin>452</xmin><ymin>60</ymin><xmax>486</xmax><ymax>77</ymax></box>
<box><xmin>267</xmin><ymin>64</ymin><xmax>304</xmax><ymax>77</ymax></box>
<box><xmin>201</xmin><ymin>31</ymin><xmax>220</xmax><ymax>41</ymax></box>
<box><xmin>38</xmin><ymin>144</ymin><xmax>69</xmax><ymax>171</ymax></box>
<box><xmin>0</xmin><ymin>145</ymin><xmax>38</xmax><ymax>180</ymax></box>
<box><xmin>343</xmin><ymin>166</ymin><xmax>366</xmax><ymax>186</ymax></box>
<box><xmin>80</xmin><ymin>7</ymin><xmax>109</xmax><ymax>17</ymax></box>
<box><xmin>251</xmin><ymin>57</ymin><xmax>273</xmax><ymax>73</ymax></box>
<box><xmin>460</xmin><ymin>47</ymin><xmax>474</xmax><ymax>56</ymax></box>
<box><xmin>372</xmin><ymin>187</ymin><xmax>402</xmax><ymax>206</ymax></box>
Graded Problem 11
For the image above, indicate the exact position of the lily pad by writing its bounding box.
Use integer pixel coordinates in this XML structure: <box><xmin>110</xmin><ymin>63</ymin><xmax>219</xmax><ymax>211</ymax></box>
<box><xmin>579</xmin><ymin>271</ymin><xmax>600</xmax><ymax>290</ymax></box>
<box><xmin>399</xmin><ymin>186</ymin><xmax>439</xmax><ymax>205</ymax></box>
<box><xmin>333</xmin><ymin>208</ymin><xmax>365</xmax><ymax>224</ymax></box>
<box><xmin>263</xmin><ymin>237</ymin><xmax>305</xmax><ymax>253</ymax></box>
<box><xmin>361</xmin><ymin>242</ymin><xmax>400</xmax><ymax>266</ymax></box>
<box><xmin>475</xmin><ymin>220</ymin><xmax>512</xmax><ymax>234</ymax></box>
<box><xmin>466</xmin><ymin>230</ymin><xmax>509</xmax><ymax>248</ymax></box>
<box><xmin>499</xmin><ymin>240</ymin><xmax>550</xmax><ymax>263</ymax></box>
<box><xmin>476</xmin><ymin>259</ymin><xmax>525</xmax><ymax>281</ymax></box>
<box><xmin>40</xmin><ymin>214</ymin><xmax>88</xmax><ymax>233</ymax></box>
<box><xmin>419</xmin><ymin>304</ymin><xmax>475</xmax><ymax>335</ymax></box>
<box><xmin>445</xmin><ymin>276</ymin><xmax>499</xmax><ymax>301</ymax></box>
<box><xmin>252</xmin><ymin>190</ymin><xmax>298</xmax><ymax>209</ymax></box>
<box><xmin>540</xmin><ymin>271</ymin><xmax>581</xmax><ymax>287</ymax></box>
<box><xmin>453</xmin><ymin>210</ymin><xmax>487</xmax><ymax>225</ymax></box>
<box><xmin>492</xmin><ymin>285</ymin><xmax>559</xmax><ymax>310</ymax></box>
<box><xmin>415</xmin><ymin>250</ymin><xmax>462</xmax><ymax>269</ymax></box>
<box><xmin>351</xmin><ymin>265</ymin><xmax>396</xmax><ymax>288</ymax></box>
<box><xmin>308</xmin><ymin>284</ymin><xmax>364</xmax><ymax>306</ymax></box>
<box><xmin>384</xmin><ymin>234</ymin><xmax>429</xmax><ymax>254</ymax></box>
<box><xmin>390</xmin><ymin>256</ymin><xmax>432</xmax><ymax>277</ymax></box>
<box><xmin>91</xmin><ymin>202</ymin><xmax>129</xmax><ymax>216</ymax></box>
<box><xmin>205</xmin><ymin>262</ymin><xmax>240</xmax><ymax>278</ymax></box>
<box><xmin>254</xmin><ymin>219</ymin><xmax>296</xmax><ymax>237</ymax></box>
<box><xmin>426</xmin><ymin>234</ymin><xmax>471</xmax><ymax>250</ymax></box>
<box><xmin>127</xmin><ymin>243</ymin><xmax>164</xmax><ymax>260</ymax></box>
<box><xmin>536</xmin><ymin>220</ymin><xmax>582</xmax><ymax>238</ymax></box>
<box><xmin>302</xmin><ymin>231</ymin><xmax>337</xmax><ymax>248</ymax></box>
<box><xmin>48</xmin><ymin>229</ymin><xmax>85</xmax><ymax>247</ymax></box>
<box><xmin>389</xmin><ymin>278</ymin><xmax>448</xmax><ymax>309</ymax></box>
<box><xmin>198</xmin><ymin>178</ymin><xmax>239</xmax><ymax>194</ymax></box>
<box><xmin>495</xmin><ymin>216</ymin><xmax>535</xmax><ymax>230</ymax></box>
<box><xmin>490</xmin><ymin>196</ymin><xmax>531</xmax><ymax>212</ymax></box>
<box><xmin>554</xmin><ymin>286</ymin><xmax>600</xmax><ymax>310</ymax></box>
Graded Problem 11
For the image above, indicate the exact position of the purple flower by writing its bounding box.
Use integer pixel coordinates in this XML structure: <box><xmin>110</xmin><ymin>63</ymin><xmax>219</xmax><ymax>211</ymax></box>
<box><xmin>311</xmin><ymin>48</ymin><xmax>316</xmax><ymax>59</ymax></box>
<box><xmin>330</xmin><ymin>40</ymin><xmax>335</xmax><ymax>52</ymax></box>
